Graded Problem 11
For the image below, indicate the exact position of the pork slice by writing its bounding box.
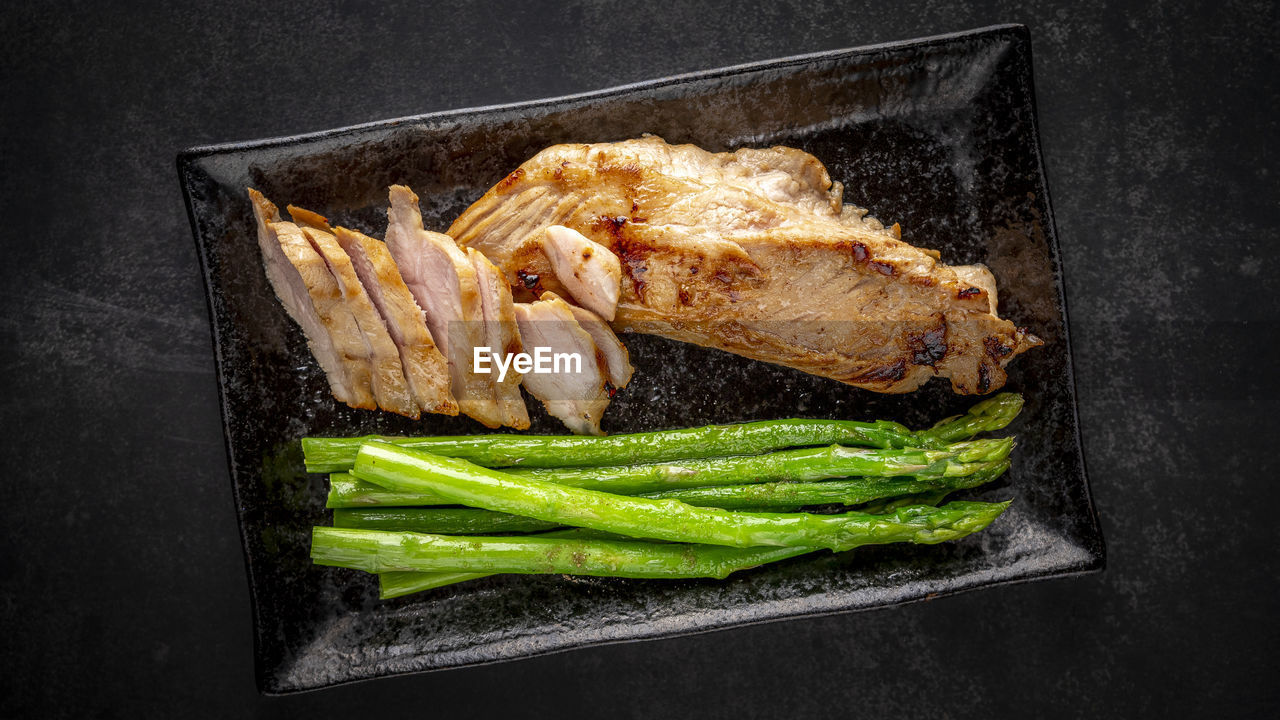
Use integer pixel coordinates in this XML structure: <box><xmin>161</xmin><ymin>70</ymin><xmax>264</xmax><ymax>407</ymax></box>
<box><xmin>296</xmin><ymin>222</ymin><xmax>417</xmax><ymax>418</ymax></box>
<box><xmin>539</xmin><ymin>225</ymin><xmax>621</xmax><ymax>320</ymax></box>
<box><xmin>334</xmin><ymin>227</ymin><xmax>458</xmax><ymax>416</ymax></box>
<box><xmin>248</xmin><ymin>189</ymin><xmax>369</xmax><ymax>405</ymax></box>
<box><xmin>269</xmin><ymin>220</ymin><xmax>376</xmax><ymax>408</ymax></box>
<box><xmin>384</xmin><ymin>184</ymin><xmax>504</xmax><ymax>427</ymax></box>
<box><xmin>468</xmin><ymin>248</ymin><xmax>531</xmax><ymax>429</ymax></box>
<box><xmin>512</xmin><ymin>294</ymin><xmax>611</xmax><ymax>435</ymax></box>
<box><xmin>543</xmin><ymin>292</ymin><xmax>634</xmax><ymax>389</ymax></box>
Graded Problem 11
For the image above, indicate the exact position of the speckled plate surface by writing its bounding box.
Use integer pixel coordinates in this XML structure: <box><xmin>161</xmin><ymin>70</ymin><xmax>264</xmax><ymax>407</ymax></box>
<box><xmin>178</xmin><ymin>24</ymin><xmax>1103</xmax><ymax>694</ymax></box>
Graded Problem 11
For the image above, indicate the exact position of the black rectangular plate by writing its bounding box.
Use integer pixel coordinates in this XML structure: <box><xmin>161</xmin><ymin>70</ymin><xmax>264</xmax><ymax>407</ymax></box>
<box><xmin>178</xmin><ymin>24</ymin><xmax>1103</xmax><ymax>694</ymax></box>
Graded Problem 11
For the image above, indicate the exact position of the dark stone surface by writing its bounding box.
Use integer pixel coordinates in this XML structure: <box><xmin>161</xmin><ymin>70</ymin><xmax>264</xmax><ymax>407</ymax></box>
<box><xmin>1</xmin><ymin>0</ymin><xmax>1275</xmax><ymax>716</ymax></box>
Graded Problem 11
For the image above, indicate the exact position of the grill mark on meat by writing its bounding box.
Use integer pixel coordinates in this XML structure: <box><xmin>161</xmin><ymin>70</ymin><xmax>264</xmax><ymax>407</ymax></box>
<box><xmin>496</xmin><ymin>168</ymin><xmax>525</xmax><ymax>192</ymax></box>
<box><xmin>598</xmin><ymin>162</ymin><xmax>644</xmax><ymax>181</ymax></box>
<box><xmin>908</xmin><ymin>316</ymin><xmax>949</xmax><ymax>367</ymax></box>
<box><xmin>597</xmin><ymin>215</ymin><xmax>651</xmax><ymax>303</ymax></box>
<box><xmin>851</xmin><ymin>359</ymin><xmax>907</xmax><ymax>384</ymax></box>
<box><xmin>595</xmin><ymin>215</ymin><xmax>628</xmax><ymax>235</ymax></box>
<box><xmin>984</xmin><ymin>335</ymin><xmax>1013</xmax><ymax>359</ymax></box>
<box><xmin>843</xmin><ymin>240</ymin><xmax>895</xmax><ymax>276</ymax></box>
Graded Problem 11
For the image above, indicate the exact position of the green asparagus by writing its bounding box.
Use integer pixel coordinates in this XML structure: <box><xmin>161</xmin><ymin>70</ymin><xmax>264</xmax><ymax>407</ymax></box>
<box><xmin>332</xmin><ymin>507</ymin><xmax>561</xmax><ymax>534</ymax></box>
<box><xmin>503</xmin><ymin>440</ymin><xmax>1010</xmax><ymax>492</ymax></box>
<box><xmin>332</xmin><ymin>460</ymin><xmax>1006</xmax><ymax>537</ymax></box>
<box><xmin>351</xmin><ymin>443</ymin><xmax>1009</xmax><ymax>550</ymax></box>
<box><xmin>304</xmin><ymin>418</ymin><xmax>916</xmax><ymax>473</ymax></box>
<box><xmin>643</xmin><ymin>460</ymin><xmax>1008</xmax><ymax>510</ymax></box>
<box><xmin>327</xmin><ymin>473</ymin><xmax>443</xmax><ymax>508</ymax></box>
<box><xmin>303</xmin><ymin>394</ymin><xmax>1023</xmax><ymax>473</ymax></box>
<box><xmin>314</xmin><ymin>526</ymin><xmax>817</xmax><ymax>579</ymax></box>
<box><xmin>326</xmin><ymin>439</ymin><xmax>1013</xmax><ymax>508</ymax></box>
<box><xmin>915</xmin><ymin>393</ymin><xmax>1024</xmax><ymax>445</ymax></box>
<box><xmin>378</xmin><ymin>528</ymin><xmax>677</xmax><ymax>598</ymax></box>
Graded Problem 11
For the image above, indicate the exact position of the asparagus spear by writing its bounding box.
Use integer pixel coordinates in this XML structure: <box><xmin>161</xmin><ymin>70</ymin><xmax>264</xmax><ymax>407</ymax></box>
<box><xmin>333</xmin><ymin>461</ymin><xmax>1007</xmax><ymax>538</ymax></box>
<box><xmin>351</xmin><ymin>443</ymin><xmax>1009</xmax><ymax>550</ymax></box>
<box><xmin>332</xmin><ymin>508</ymin><xmax>561</xmax><ymax>534</ymax></box>
<box><xmin>501</xmin><ymin>441</ymin><xmax>1011</xmax><ymax>493</ymax></box>
<box><xmin>304</xmin><ymin>394</ymin><xmax>1023</xmax><ymax>473</ymax></box>
<box><xmin>377</xmin><ymin>528</ymin><xmax>624</xmax><ymax>599</ymax></box>
<box><xmin>314</xmin><ymin>526</ymin><xmax>816</xmax><ymax>579</ymax></box>
<box><xmin>316</xmin><ymin>497</ymin><xmax>1006</xmax><ymax>580</ymax></box>
<box><xmin>379</xmin><ymin>569</ymin><xmax>495</xmax><ymax>597</ymax></box>
<box><xmin>915</xmin><ymin>392</ymin><xmax>1024</xmax><ymax>445</ymax></box>
<box><xmin>644</xmin><ymin>460</ymin><xmax>1009</xmax><ymax>510</ymax></box>
<box><xmin>303</xmin><ymin>417</ymin><xmax>924</xmax><ymax>473</ymax></box>
<box><xmin>327</xmin><ymin>473</ymin><xmax>440</xmax><ymax>508</ymax></box>
<box><xmin>371</xmin><ymin>473</ymin><xmax>994</xmax><ymax>598</ymax></box>
<box><xmin>326</xmin><ymin>438</ymin><xmax>1013</xmax><ymax>507</ymax></box>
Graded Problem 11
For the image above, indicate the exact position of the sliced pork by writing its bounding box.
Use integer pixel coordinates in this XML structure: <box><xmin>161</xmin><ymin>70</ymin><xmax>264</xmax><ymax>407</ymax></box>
<box><xmin>333</xmin><ymin>226</ymin><xmax>458</xmax><ymax>417</ymax></box>
<box><xmin>384</xmin><ymin>185</ymin><xmax>505</xmax><ymax>428</ymax></box>
<box><xmin>512</xmin><ymin>294</ymin><xmax>611</xmax><ymax>435</ymax></box>
<box><xmin>248</xmin><ymin>189</ymin><xmax>368</xmax><ymax>405</ymax></box>
<box><xmin>539</xmin><ymin>225</ymin><xmax>621</xmax><ymax>320</ymax></box>
<box><xmin>289</xmin><ymin>218</ymin><xmax>417</xmax><ymax>418</ymax></box>
<box><xmin>449</xmin><ymin>136</ymin><xmax>1040</xmax><ymax>394</ymax></box>
<box><xmin>543</xmin><ymin>292</ymin><xmax>634</xmax><ymax>389</ymax></box>
<box><xmin>270</xmin><ymin>220</ymin><xmax>377</xmax><ymax>408</ymax></box>
<box><xmin>468</xmin><ymin>248</ymin><xmax>531</xmax><ymax>429</ymax></box>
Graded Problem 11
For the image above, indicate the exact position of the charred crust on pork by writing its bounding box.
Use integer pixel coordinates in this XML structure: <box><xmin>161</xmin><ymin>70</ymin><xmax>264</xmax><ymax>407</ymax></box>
<box><xmin>908</xmin><ymin>316</ymin><xmax>949</xmax><ymax>367</ymax></box>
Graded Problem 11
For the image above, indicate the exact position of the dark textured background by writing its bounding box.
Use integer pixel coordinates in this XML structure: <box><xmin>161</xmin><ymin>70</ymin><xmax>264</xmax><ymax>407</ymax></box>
<box><xmin>1</xmin><ymin>0</ymin><xmax>1276</xmax><ymax>717</ymax></box>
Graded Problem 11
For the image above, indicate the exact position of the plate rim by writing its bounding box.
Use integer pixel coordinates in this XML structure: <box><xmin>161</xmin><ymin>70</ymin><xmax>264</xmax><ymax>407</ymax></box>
<box><xmin>177</xmin><ymin>23</ymin><xmax>1029</xmax><ymax>162</ymax></box>
<box><xmin>177</xmin><ymin>22</ymin><xmax>1105</xmax><ymax>694</ymax></box>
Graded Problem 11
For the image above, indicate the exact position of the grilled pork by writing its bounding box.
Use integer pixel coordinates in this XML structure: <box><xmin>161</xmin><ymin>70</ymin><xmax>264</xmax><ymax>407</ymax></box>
<box><xmin>546</xmin><ymin>293</ymin><xmax>634</xmax><ymax>389</ymax></box>
<box><xmin>249</xmin><ymin>190</ymin><xmax>378</xmax><ymax>406</ymax></box>
<box><xmin>384</xmin><ymin>185</ymin><xmax>505</xmax><ymax>427</ymax></box>
<box><xmin>334</xmin><ymin>227</ymin><xmax>458</xmax><ymax>417</ymax></box>
<box><xmin>449</xmin><ymin>136</ymin><xmax>1040</xmax><ymax>394</ymax></box>
<box><xmin>282</xmin><ymin>207</ymin><xmax>419</xmax><ymax>418</ymax></box>
<box><xmin>270</xmin><ymin>220</ymin><xmax>377</xmax><ymax>408</ymax></box>
<box><xmin>512</xmin><ymin>294</ymin><xmax>612</xmax><ymax>435</ymax></box>
<box><xmin>540</xmin><ymin>225</ymin><xmax>621</xmax><ymax>320</ymax></box>
<box><xmin>468</xmin><ymin>247</ymin><xmax>531</xmax><ymax>429</ymax></box>
<box><xmin>300</xmin><ymin>224</ymin><xmax>417</xmax><ymax>416</ymax></box>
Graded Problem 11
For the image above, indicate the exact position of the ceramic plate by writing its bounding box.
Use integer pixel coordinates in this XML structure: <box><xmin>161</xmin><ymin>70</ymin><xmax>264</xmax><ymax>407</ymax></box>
<box><xmin>178</xmin><ymin>23</ymin><xmax>1104</xmax><ymax>693</ymax></box>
